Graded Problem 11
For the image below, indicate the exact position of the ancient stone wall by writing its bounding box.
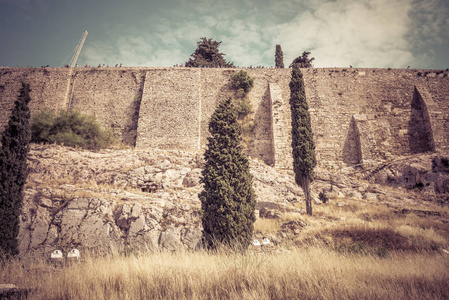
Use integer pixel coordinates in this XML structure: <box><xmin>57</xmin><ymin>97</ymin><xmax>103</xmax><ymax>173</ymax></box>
<box><xmin>0</xmin><ymin>68</ymin><xmax>69</xmax><ymax>128</ymax></box>
<box><xmin>68</xmin><ymin>68</ymin><xmax>147</xmax><ymax>145</ymax></box>
<box><xmin>136</xmin><ymin>68</ymin><xmax>202</xmax><ymax>152</ymax></box>
<box><xmin>302</xmin><ymin>68</ymin><xmax>449</xmax><ymax>167</ymax></box>
<box><xmin>1</xmin><ymin>67</ymin><xmax>448</xmax><ymax>169</ymax></box>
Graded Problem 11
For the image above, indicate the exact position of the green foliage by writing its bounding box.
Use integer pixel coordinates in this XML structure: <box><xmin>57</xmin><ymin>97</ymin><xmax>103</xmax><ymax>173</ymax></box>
<box><xmin>289</xmin><ymin>64</ymin><xmax>316</xmax><ymax>215</ymax></box>
<box><xmin>235</xmin><ymin>99</ymin><xmax>253</xmax><ymax>118</ymax></box>
<box><xmin>0</xmin><ymin>82</ymin><xmax>31</xmax><ymax>257</ymax></box>
<box><xmin>31</xmin><ymin>110</ymin><xmax>113</xmax><ymax>150</ymax></box>
<box><xmin>230</xmin><ymin>70</ymin><xmax>254</xmax><ymax>94</ymax></box>
<box><xmin>199</xmin><ymin>98</ymin><xmax>256</xmax><ymax>250</ymax></box>
<box><xmin>319</xmin><ymin>191</ymin><xmax>329</xmax><ymax>204</ymax></box>
<box><xmin>275</xmin><ymin>44</ymin><xmax>284</xmax><ymax>68</ymax></box>
<box><xmin>289</xmin><ymin>51</ymin><xmax>315</xmax><ymax>68</ymax></box>
<box><xmin>230</xmin><ymin>70</ymin><xmax>254</xmax><ymax>120</ymax></box>
<box><xmin>185</xmin><ymin>37</ymin><xmax>234</xmax><ymax>68</ymax></box>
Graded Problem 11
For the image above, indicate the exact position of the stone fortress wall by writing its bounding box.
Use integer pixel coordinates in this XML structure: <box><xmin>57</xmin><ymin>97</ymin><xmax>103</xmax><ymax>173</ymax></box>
<box><xmin>1</xmin><ymin>67</ymin><xmax>448</xmax><ymax>169</ymax></box>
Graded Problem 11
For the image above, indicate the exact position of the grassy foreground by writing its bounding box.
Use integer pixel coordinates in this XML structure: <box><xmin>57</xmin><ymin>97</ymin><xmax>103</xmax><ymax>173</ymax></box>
<box><xmin>1</xmin><ymin>247</ymin><xmax>448</xmax><ymax>300</ymax></box>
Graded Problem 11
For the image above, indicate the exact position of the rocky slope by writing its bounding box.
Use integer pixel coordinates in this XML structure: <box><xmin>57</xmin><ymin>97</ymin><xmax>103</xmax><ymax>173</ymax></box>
<box><xmin>18</xmin><ymin>144</ymin><xmax>449</xmax><ymax>260</ymax></box>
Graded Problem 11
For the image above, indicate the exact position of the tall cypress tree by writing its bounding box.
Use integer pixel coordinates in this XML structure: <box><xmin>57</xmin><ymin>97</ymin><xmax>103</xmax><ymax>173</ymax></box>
<box><xmin>289</xmin><ymin>64</ymin><xmax>316</xmax><ymax>216</ymax></box>
<box><xmin>199</xmin><ymin>98</ymin><xmax>256</xmax><ymax>250</ymax></box>
<box><xmin>275</xmin><ymin>44</ymin><xmax>284</xmax><ymax>68</ymax></box>
<box><xmin>0</xmin><ymin>82</ymin><xmax>31</xmax><ymax>257</ymax></box>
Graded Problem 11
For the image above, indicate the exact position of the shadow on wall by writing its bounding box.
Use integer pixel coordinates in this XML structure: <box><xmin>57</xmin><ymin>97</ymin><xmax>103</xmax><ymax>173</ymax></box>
<box><xmin>250</xmin><ymin>85</ymin><xmax>274</xmax><ymax>166</ymax></box>
<box><xmin>122</xmin><ymin>73</ymin><xmax>146</xmax><ymax>146</ymax></box>
<box><xmin>343</xmin><ymin>116</ymin><xmax>362</xmax><ymax>165</ymax></box>
<box><xmin>408</xmin><ymin>87</ymin><xmax>435</xmax><ymax>154</ymax></box>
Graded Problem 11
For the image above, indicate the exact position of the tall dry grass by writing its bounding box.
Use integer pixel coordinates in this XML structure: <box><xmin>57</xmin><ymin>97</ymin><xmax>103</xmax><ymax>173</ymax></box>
<box><xmin>1</xmin><ymin>247</ymin><xmax>448</xmax><ymax>300</ymax></box>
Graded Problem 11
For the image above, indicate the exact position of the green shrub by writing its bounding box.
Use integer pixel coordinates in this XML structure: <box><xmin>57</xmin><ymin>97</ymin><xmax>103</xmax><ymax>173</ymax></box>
<box><xmin>235</xmin><ymin>98</ymin><xmax>253</xmax><ymax>117</ymax></box>
<box><xmin>319</xmin><ymin>191</ymin><xmax>329</xmax><ymax>204</ymax></box>
<box><xmin>230</xmin><ymin>70</ymin><xmax>254</xmax><ymax>94</ymax></box>
<box><xmin>31</xmin><ymin>110</ymin><xmax>113</xmax><ymax>150</ymax></box>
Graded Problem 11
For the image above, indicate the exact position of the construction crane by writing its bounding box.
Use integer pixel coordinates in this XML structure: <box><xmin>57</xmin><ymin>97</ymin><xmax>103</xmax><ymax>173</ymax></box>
<box><xmin>68</xmin><ymin>31</ymin><xmax>88</xmax><ymax>68</ymax></box>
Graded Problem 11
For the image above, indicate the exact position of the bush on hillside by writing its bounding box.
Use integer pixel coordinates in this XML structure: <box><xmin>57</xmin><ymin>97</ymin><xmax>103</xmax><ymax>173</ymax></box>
<box><xmin>230</xmin><ymin>70</ymin><xmax>254</xmax><ymax>95</ymax></box>
<box><xmin>31</xmin><ymin>110</ymin><xmax>113</xmax><ymax>150</ymax></box>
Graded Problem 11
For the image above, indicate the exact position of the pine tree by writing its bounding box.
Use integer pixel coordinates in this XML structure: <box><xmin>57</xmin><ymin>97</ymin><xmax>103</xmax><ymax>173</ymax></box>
<box><xmin>0</xmin><ymin>82</ymin><xmax>31</xmax><ymax>257</ymax></box>
<box><xmin>199</xmin><ymin>98</ymin><xmax>256</xmax><ymax>250</ymax></box>
<box><xmin>289</xmin><ymin>51</ymin><xmax>315</xmax><ymax>68</ymax></box>
<box><xmin>275</xmin><ymin>44</ymin><xmax>284</xmax><ymax>68</ymax></box>
<box><xmin>289</xmin><ymin>64</ymin><xmax>316</xmax><ymax>216</ymax></box>
<box><xmin>185</xmin><ymin>37</ymin><xmax>234</xmax><ymax>68</ymax></box>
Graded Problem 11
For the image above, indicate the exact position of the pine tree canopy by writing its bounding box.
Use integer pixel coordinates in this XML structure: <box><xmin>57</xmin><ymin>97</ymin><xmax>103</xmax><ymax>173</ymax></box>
<box><xmin>185</xmin><ymin>37</ymin><xmax>234</xmax><ymax>68</ymax></box>
<box><xmin>199</xmin><ymin>98</ymin><xmax>256</xmax><ymax>250</ymax></box>
<box><xmin>0</xmin><ymin>82</ymin><xmax>31</xmax><ymax>257</ymax></box>
<box><xmin>289</xmin><ymin>51</ymin><xmax>315</xmax><ymax>68</ymax></box>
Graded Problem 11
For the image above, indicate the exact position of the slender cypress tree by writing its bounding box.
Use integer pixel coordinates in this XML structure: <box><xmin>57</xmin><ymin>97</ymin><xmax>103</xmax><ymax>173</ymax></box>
<box><xmin>275</xmin><ymin>44</ymin><xmax>284</xmax><ymax>68</ymax></box>
<box><xmin>0</xmin><ymin>82</ymin><xmax>31</xmax><ymax>257</ymax></box>
<box><xmin>289</xmin><ymin>64</ymin><xmax>316</xmax><ymax>216</ymax></box>
<box><xmin>199</xmin><ymin>98</ymin><xmax>256</xmax><ymax>250</ymax></box>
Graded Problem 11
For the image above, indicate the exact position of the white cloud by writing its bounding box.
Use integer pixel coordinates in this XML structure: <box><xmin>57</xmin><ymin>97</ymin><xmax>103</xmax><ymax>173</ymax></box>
<box><xmin>272</xmin><ymin>0</ymin><xmax>416</xmax><ymax>67</ymax></box>
<box><xmin>79</xmin><ymin>0</ymin><xmax>447</xmax><ymax>68</ymax></box>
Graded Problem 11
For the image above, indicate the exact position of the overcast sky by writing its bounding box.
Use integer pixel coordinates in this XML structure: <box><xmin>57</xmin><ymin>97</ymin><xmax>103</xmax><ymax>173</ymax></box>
<box><xmin>1</xmin><ymin>0</ymin><xmax>448</xmax><ymax>69</ymax></box>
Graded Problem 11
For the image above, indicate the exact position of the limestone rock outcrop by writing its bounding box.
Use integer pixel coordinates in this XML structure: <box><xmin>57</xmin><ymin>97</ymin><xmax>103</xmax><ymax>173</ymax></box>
<box><xmin>19</xmin><ymin>145</ymin><xmax>449</xmax><ymax>260</ymax></box>
<box><xmin>19</xmin><ymin>145</ymin><xmax>304</xmax><ymax>259</ymax></box>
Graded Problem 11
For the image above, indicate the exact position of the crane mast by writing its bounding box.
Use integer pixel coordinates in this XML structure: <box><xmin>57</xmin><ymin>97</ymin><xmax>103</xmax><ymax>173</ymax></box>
<box><xmin>69</xmin><ymin>31</ymin><xmax>88</xmax><ymax>68</ymax></box>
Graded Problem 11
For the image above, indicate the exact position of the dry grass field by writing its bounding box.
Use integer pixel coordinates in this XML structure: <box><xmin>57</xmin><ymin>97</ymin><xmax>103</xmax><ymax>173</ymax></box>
<box><xmin>2</xmin><ymin>197</ymin><xmax>449</xmax><ymax>299</ymax></box>
<box><xmin>1</xmin><ymin>247</ymin><xmax>448</xmax><ymax>299</ymax></box>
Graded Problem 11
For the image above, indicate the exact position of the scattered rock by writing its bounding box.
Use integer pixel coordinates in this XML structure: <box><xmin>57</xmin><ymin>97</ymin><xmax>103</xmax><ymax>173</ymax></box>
<box><xmin>364</xmin><ymin>193</ymin><xmax>377</xmax><ymax>200</ymax></box>
<box><xmin>259</xmin><ymin>207</ymin><xmax>284</xmax><ymax>219</ymax></box>
<box><xmin>182</xmin><ymin>169</ymin><xmax>202</xmax><ymax>187</ymax></box>
<box><xmin>432</xmin><ymin>156</ymin><xmax>449</xmax><ymax>173</ymax></box>
<box><xmin>0</xmin><ymin>284</ymin><xmax>30</xmax><ymax>299</ymax></box>
<box><xmin>159</xmin><ymin>227</ymin><xmax>182</xmax><ymax>251</ymax></box>
<box><xmin>281</xmin><ymin>220</ymin><xmax>307</xmax><ymax>235</ymax></box>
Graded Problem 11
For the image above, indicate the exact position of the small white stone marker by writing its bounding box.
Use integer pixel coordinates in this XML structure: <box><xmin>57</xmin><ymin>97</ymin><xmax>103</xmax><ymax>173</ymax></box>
<box><xmin>50</xmin><ymin>250</ymin><xmax>64</xmax><ymax>265</ymax></box>
<box><xmin>51</xmin><ymin>250</ymin><xmax>63</xmax><ymax>259</ymax></box>
<box><xmin>252</xmin><ymin>239</ymin><xmax>261</xmax><ymax>246</ymax></box>
<box><xmin>67</xmin><ymin>248</ymin><xmax>80</xmax><ymax>261</ymax></box>
<box><xmin>262</xmin><ymin>238</ymin><xmax>270</xmax><ymax>246</ymax></box>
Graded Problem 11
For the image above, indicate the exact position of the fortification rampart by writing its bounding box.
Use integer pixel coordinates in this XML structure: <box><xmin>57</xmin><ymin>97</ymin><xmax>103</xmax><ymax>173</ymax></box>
<box><xmin>1</xmin><ymin>67</ymin><xmax>448</xmax><ymax>169</ymax></box>
<box><xmin>301</xmin><ymin>68</ymin><xmax>449</xmax><ymax>167</ymax></box>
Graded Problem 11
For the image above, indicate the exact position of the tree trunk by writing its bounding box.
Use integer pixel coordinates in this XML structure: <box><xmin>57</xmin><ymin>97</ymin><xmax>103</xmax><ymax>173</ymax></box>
<box><xmin>302</xmin><ymin>178</ymin><xmax>312</xmax><ymax>216</ymax></box>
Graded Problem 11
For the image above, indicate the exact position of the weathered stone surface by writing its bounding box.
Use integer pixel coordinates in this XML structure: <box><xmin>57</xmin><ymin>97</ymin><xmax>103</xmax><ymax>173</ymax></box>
<box><xmin>0</xmin><ymin>284</ymin><xmax>31</xmax><ymax>299</ymax></box>
<box><xmin>364</xmin><ymin>193</ymin><xmax>378</xmax><ymax>200</ymax></box>
<box><xmin>367</xmin><ymin>153</ymin><xmax>449</xmax><ymax>196</ymax></box>
<box><xmin>16</xmin><ymin>145</ymin><xmax>449</xmax><ymax>259</ymax></box>
<box><xmin>181</xmin><ymin>228</ymin><xmax>202</xmax><ymax>250</ymax></box>
<box><xmin>159</xmin><ymin>227</ymin><xmax>182</xmax><ymax>251</ymax></box>
<box><xmin>281</xmin><ymin>220</ymin><xmax>307</xmax><ymax>235</ymax></box>
<box><xmin>259</xmin><ymin>207</ymin><xmax>284</xmax><ymax>219</ymax></box>
<box><xmin>182</xmin><ymin>168</ymin><xmax>202</xmax><ymax>187</ymax></box>
<box><xmin>19</xmin><ymin>145</ymin><xmax>301</xmax><ymax>258</ymax></box>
